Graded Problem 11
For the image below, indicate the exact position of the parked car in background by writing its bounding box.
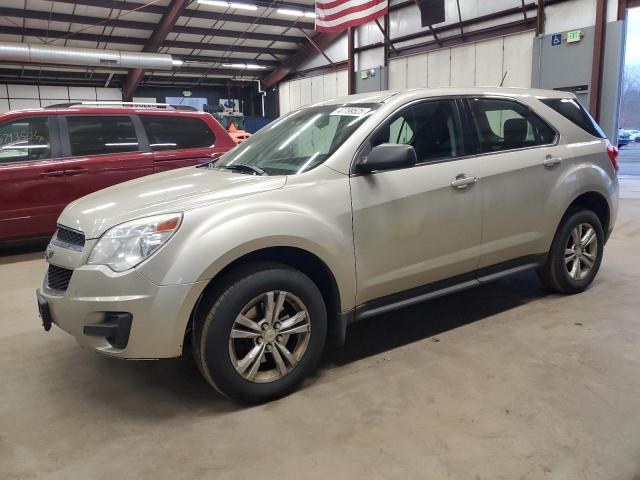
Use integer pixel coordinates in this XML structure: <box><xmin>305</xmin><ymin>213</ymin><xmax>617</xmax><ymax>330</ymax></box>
<box><xmin>0</xmin><ymin>102</ymin><xmax>236</xmax><ymax>243</ymax></box>
<box><xmin>618</xmin><ymin>129</ymin><xmax>632</xmax><ymax>148</ymax></box>
<box><xmin>37</xmin><ymin>88</ymin><xmax>618</xmax><ymax>403</ymax></box>
<box><xmin>626</xmin><ymin>129</ymin><xmax>640</xmax><ymax>143</ymax></box>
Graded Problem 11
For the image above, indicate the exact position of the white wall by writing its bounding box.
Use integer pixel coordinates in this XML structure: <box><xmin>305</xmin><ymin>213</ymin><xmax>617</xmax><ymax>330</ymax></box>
<box><xmin>277</xmin><ymin>0</ymin><xmax>608</xmax><ymax>115</ymax></box>
<box><xmin>388</xmin><ymin>31</ymin><xmax>534</xmax><ymax>90</ymax></box>
<box><xmin>279</xmin><ymin>70</ymin><xmax>349</xmax><ymax>115</ymax></box>
<box><xmin>545</xmin><ymin>0</ymin><xmax>619</xmax><ymax>34</ymax></box>
<box><xmin>0</xmin><ymin>85</ymin><xmax>122</xmax><ymax>113</ymax></box>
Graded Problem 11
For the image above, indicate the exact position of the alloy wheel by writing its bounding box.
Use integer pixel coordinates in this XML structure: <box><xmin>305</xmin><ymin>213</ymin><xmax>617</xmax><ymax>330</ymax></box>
<box><xmin>228</xmin><ymin>291</ymin><xmax>311</xmax><ymax>383</ymax></box>
<box><xmin>565</xmin><ymin>222</ymin><xmax>598</xmax><ymax>281</ymax></box>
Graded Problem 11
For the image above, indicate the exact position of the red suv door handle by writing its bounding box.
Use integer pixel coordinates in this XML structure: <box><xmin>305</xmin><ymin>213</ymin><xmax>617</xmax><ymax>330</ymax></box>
<box><xmin>40</xmin><ymin>170</ymin><xmax>65</xmax><ymax>177</ymax></box>
<box><xmin>65</xmin><ymin>168</ymin><xmax>89</xmax><ymax>176</ymax></box>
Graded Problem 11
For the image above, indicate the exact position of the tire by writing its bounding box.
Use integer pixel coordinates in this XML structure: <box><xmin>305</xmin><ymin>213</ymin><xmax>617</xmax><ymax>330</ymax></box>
<box><xmin>192</xmin><ymin>262</ymin><xmax>327</xmax><ymax>403</ymax></box>
<box><xmin>540</xmin><ymin>209</ymin><xmax>604</xmax><ymax>294</ymax></box>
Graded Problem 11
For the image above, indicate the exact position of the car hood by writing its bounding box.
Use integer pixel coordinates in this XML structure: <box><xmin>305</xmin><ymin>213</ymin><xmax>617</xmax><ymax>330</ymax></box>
<box><xmin>58</xmin><ymin>167</ymin><xmax>287</xmax><ymax>239</ymax></box>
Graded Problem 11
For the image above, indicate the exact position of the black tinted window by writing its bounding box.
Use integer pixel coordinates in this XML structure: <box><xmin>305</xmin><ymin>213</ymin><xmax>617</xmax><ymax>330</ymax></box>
<box><xmin>67</xmin><ymin>116</ymin><xmax>139</xmax><ymax>156</ymax></box>
<box><xmin>374</xmin><ymin>100</ymin><xmax>463</xmax><ymax>163</ymax></box>
<box><xmin>0</xmin><ymin>116</ymin><xmax>51</xmax><ymax>163</ymax></box>
<box><xmin>469</xmin><ymin>98</ymin><xmax>557</xmax><ymax>153</ymax></box>
<box><xmin>141</xmin><ymin>116</ymin><xmax>215</xmax><ymax>151</ymax></box>
<box><xmin>540</xmin><ymin>98</ymin><xmax>605</xmax><ymax>138</ymax></box>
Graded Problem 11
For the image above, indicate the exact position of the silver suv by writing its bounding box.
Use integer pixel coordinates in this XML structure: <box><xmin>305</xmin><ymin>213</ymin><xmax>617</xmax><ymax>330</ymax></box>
<box><xmin>37</xmin><ymin>88</ymin><xmax>619</xmax><ymax>403</ymax></box>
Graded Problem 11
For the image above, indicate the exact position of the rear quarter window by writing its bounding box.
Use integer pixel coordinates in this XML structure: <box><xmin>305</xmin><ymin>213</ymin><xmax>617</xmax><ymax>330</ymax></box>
<box><xmin>141</xmin><ymin>115</ymin><xmax>216</xmax><ymax>151</ymax></box>
<box><xmin>540</xmin><ymin>98</ymin><xmax>606</xmax><ymax>138</ymax></box>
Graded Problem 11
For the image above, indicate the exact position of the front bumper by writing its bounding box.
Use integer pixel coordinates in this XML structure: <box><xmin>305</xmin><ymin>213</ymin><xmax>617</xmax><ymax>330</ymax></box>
<box><xmin>39</xmin><ymin>264</ymin><xmax>206</xmax><ymax>359</ymax></box>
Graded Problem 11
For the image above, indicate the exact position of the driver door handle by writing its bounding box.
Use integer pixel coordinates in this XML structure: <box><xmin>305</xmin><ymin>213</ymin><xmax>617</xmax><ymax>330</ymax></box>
<box><xmin>451</xmin><ymin>174</ymin><xmax>478</xmax><ymax>189</ymax></box>
<box><xmin>543</xmin><ymin>156</ymin><xmax>563</xmax><ymax>168</ymax></box>
<box><xmin>40</xmin><ymin>170</ymin><xmax>65</xmax><ymax>177</ymax></box>
<box><xmin>65</xmin><ymin>168</ymin><xmax>89</xmax><ymax>176</ymax></box>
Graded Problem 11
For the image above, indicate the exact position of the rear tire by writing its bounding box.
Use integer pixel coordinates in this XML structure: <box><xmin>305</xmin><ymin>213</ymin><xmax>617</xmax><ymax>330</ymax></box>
<box><xmin>193</xmin><ymin>262</ymin><xmax>327</xmax><ymax>403</ymax></box>
<box><xmin>540</xmin><ymin>209</ymin><xmax>604</xmax><ymax>294</ymax></box>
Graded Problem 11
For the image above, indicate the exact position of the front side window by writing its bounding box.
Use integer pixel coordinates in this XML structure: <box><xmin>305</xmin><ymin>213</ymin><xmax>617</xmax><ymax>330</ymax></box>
<box><xmin>66</xmin><ymin>115</ymin><xmax>139</xmax><ymax>156</ymax></box>
<box><xmin>215</xmin><ymin>104</ymin><xmax>379</xmax><ymax>175</ymax></box>
<box><xmin>372</xmin><ymin>99</ymin><xmax>463</xmax><ymax>163</ymax></box>
<box><xmin>468</xmin><ymin>98</ymin><xmax>557</xmax><ymax>153</ymax></box>
<box><xmin>0</xmin><ymin>116</ymin><xmax>51</xmax><ymax>164</ymax></box>
<box><xmin>141</xmin><ymin>115</ymin><xmax>215</xmax><ymax>151</ymax></box>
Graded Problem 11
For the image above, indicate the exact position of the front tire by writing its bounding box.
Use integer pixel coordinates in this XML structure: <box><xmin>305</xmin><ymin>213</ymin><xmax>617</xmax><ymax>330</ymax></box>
<box><xmin>193</xmin><ymin>263</ymin><xmax>327</xmax><ymax>403</ymax></box>
<box><xmin>540</xmin><ymin>209</ymin><xmax>604</xmax><ymax>294</ymax></box>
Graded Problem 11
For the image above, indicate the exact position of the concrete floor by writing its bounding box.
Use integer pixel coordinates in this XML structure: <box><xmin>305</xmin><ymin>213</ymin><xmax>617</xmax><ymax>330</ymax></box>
<box><xmin>2</xmin><ymin>181</ymin><xmax>640</xmax><ymax>480</ymax></box>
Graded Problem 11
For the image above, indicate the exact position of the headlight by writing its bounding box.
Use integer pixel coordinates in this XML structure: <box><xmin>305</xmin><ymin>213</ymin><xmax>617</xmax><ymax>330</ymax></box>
<box><xmin>88</xmin><ymin>213</ymin><xmax>182</xmax><ymax>272</ymax></box>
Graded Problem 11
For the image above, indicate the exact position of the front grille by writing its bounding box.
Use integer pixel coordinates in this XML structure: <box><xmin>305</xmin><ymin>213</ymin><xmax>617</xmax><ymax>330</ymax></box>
<box><xmin>53</xmin><ymin>226</ymin><xmax>85</xmax><ymax>251</ymax></box>
<box><xmin>47</xmin><ymin>265</ymin><xmax>73</xmax><ymax>291</ymax></box>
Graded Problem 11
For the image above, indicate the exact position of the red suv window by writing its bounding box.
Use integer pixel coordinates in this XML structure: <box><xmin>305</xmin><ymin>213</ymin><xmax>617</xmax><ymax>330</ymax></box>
<box><xmin>67</xmin><ymin>115</ymin><xmax>140</xmax><ymax>156</ymax></box>
<box><xmin>141</xmin><ymin>115</ymin><xmax>216</xmax><ymax>151</ymax></box>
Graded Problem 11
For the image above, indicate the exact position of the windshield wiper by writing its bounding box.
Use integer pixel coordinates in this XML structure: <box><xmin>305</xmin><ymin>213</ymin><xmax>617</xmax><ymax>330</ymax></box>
<box><xmin>218</xmin><ymin>164</ymin><xmax>268</xmax><ymax>176</ymax></box>
<box><xmin>197</xmin><ymin>153</ymin><xmax>222</xmax><ymax>169</ymax></box>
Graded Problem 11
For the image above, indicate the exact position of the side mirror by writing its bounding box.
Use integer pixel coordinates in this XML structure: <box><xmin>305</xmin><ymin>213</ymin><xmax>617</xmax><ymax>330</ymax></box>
<box><xmin>355</xmin><ymin>143</ymin><xmax>417</xmax><ymax>174</ymax></box>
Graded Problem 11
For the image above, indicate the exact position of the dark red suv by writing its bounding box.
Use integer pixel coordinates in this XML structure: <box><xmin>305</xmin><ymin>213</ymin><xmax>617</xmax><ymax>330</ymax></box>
<box><xmin>0</xmin><ymin>103</ymin><xmax>236</xmax><ymax>243</ymax></box>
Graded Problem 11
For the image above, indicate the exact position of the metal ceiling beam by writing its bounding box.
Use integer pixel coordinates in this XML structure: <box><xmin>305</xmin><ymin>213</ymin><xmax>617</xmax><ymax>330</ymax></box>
<box><xmin>374</xmin><ymin>18</ymin><xmax>399</xmax><ymax>55</ymax></box>
<box><xmin>353</xmin><ymin>0</ymin><xmax>571</xmax><ymax>54</ymax></box>
<box><xmin>51</xmin><ymin>0</ymin><xmax>315</xmax><ymax>30</ymax></box>
<box><xmin>355</xmin><ymin>17</ymin><xmax>537</xmax><ymax>56</ymax></box>
<box><xmin>179</xmin><ymin>54</ymin><xmax>278</xmax><ymax>67</ymax></box>
<box><xmin>298</xmin><ymin>29</ymin><xmax>335</xmax><ymax>68</ymax></box>
<box><xmin>262</xmin><ymin>32</ymin><xmax>342</xmax><ymax>88</ymax></box>
<box><xmin>123</xmin><ymin>0</ymin><xmax>190</xmax><ymax>100</ymax></box>
<box><xmin>0</xmin><ymin>26</ymin><xmax>296</xmax><ymax>56</ymax></box>
<box><xmin>0</xmin><ymin>7</ymin><xmax>306</xmax><ymax>45</ymax></box>
<box><xmin>0</xmin><ymin>63</ymin><xmax>263</xmax><ymax>79</ymax></box>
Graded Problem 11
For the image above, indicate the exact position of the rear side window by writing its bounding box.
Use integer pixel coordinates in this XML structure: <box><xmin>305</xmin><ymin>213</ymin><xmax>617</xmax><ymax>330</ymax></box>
<box><xmin>468</xmin><ymin>98</ymin><xmax>557</xmax><ymax>153</ymax></box>
<box><xmin>67</xmin><ymin>116</ymin><xmax>139</xmax><ymax>156</ymax></box>
<box><xmin>540</xmin><ymin>98</ymin><xmax>605</xmax><ymax>138</ymax></box>
<box><xmin>0</xmin><ymin>116</ymin><xmax>51</xmax><ymax>163</ymax></box>
<box><xmin>141</xmin><ymin>116</ymin><xmax>215</xmax><ymax>151</ymax></box>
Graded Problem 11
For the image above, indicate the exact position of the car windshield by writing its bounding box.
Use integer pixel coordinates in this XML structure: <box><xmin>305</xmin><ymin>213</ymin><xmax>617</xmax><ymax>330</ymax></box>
<box><xmin>214</xmin><ymin>104</ymin><xmax>379</xmax><ymax>175</ymax></box>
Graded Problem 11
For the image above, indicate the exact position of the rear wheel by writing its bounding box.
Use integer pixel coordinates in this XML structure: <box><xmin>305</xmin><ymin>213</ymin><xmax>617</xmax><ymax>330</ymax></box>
<box><xmin>540</xmin><ymin>209</ymin><xmax>604</xmax><ymax>294</ymax></box>
<box><xmin>193</xmin><ymin>263</ymin><xmax>327</xmax><ymax>403</ymax></box>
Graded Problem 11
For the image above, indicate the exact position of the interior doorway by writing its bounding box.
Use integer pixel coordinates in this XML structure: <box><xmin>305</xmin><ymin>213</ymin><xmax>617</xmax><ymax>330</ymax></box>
<box><xmin>619</xmin><ymin>6</ymin><xmax>640</xmax><ymax>176</ymax></box>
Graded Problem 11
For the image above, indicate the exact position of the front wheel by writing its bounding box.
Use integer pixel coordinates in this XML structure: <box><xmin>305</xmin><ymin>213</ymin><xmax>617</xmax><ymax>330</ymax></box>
<box><xmin>193</xmin><ymin>263</ymin><xmax>327</xmax><ymax>403</ymax></box>
<box><xmin>540</xmin><ymin>209</ymin><xmax>604</xmax><ymax>294</ymax></box>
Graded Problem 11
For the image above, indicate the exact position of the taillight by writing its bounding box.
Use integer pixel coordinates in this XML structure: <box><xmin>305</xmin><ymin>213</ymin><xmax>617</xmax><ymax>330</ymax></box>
<box><xmin>607</xmin><ymin>143</ymin><xmax>619</xmax><ymax>174</ymax></box>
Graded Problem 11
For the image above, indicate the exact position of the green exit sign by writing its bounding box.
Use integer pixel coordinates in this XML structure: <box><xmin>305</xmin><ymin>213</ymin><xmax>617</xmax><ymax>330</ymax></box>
<box><xmin>182</xmin><ymin>90</ymin><xmax>192</xmax><ymax>97</ymax></box>
<box><xmin>567</xmin><ymin>30</ymin><xmax>582</xmax><ymax>43</ymax></box>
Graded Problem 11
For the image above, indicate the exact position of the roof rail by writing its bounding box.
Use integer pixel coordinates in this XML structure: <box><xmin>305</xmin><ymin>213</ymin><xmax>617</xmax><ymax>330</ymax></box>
<box><xmin>44</xmin><ymin>101</ymin><xmax>198</xmax><ymax>111</ymax></box>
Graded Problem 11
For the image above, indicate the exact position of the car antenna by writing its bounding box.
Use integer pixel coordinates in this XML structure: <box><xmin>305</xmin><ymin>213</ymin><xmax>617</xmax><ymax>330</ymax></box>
<box><xmin>500</xmin><ymin>71</ymin><xmax>508</xmax><ymax>87</ymax></box>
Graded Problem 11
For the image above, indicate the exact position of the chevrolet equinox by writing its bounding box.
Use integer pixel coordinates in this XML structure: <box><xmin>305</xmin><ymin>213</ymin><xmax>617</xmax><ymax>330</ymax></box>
<box><xmin>37</xmin><ymin>88</ymin><xmax>619</xmax><ymax>403</ymax></box>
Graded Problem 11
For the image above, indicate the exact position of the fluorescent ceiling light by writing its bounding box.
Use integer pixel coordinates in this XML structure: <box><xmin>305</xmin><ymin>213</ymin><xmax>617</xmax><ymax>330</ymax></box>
<box><xmin>222</xmin><ymin>63</ymin><xmax>267</xmax><ymax>69</ymax></box>
<box><xmin>277</xmin><ymin>8</ymin><xmax>316</xmax><ymax>18</ymax></box>
<box><xmin>198</xmin><ymin>0</ymin><xmax>258</xmax><ymax>10</ymax></box>
<box><xmin>171</xmin><ymin>59</ymin><xmax>183</xmax><ymax>66</ymax></box>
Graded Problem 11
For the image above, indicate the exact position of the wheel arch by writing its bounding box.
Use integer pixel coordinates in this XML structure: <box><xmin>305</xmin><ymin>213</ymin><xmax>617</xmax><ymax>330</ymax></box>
<box><xmin>186</xmin><ymin>246</ymin><xmax>348</xmax><ymax>353</ymax></box>
<box><xmin>565</xmin><ymin>191</ymin><xmax>611</xmax><ymax>238</ymax></box>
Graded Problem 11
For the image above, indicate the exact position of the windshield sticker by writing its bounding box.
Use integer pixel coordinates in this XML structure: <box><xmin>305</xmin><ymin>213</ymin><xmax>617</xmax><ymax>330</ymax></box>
<box><xmin>329</xmin><ymin>107</ymin><xmax>372</xmax><ymax>117</ymax></box>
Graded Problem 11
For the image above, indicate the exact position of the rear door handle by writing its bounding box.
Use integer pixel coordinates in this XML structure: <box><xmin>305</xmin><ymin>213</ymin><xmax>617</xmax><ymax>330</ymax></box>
<box><xmin>451</xmin><ymin>174</ymin><xmax>478</xmax><ymax>189</ymax></box>
<box><xmin>543</xmin><ymin>156</ymin><xmax>563</xmax><ymax>168</ymax></box>
<box><xmin>40</xmin><ymin>170</ymin><xmax>65</xmax><ymax>177</ymax></box>
<box><xmin>65</xmin><ymin>168</ymin><xmax>89</xmax><ymax>176</ymax></box>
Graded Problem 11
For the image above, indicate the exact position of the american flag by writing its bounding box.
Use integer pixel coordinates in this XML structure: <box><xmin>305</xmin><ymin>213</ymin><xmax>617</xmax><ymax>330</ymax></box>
<box><xmin>315</xmin><ymin>0</ymin><xmax>389</xmax><ymax>32</ymax></box>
